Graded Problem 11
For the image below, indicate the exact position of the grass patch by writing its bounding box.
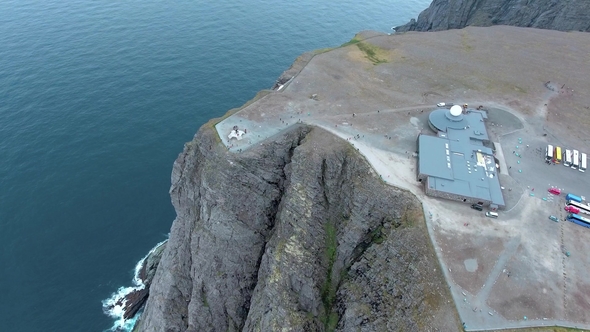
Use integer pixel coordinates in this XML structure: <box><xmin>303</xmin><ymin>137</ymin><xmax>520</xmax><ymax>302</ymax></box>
<box><xmin>313</xmin><ymin>47</ymin><xmax>335</xmax><ymax>55</ymax></box>
<box><xmin>319</xmin><ymin>220</ymin><xmax>386</xmax><ymax>331</ymax></box>
<box><xmin>369</xmin><ymin>224</ymin><xmax>385</xmax><ymax>244</ymax></box>
<box><xmin>340</xmin><ymin>37</ymin><xmax>361</xmax><ymax>47</ymax></box>
<box><xmin>356</xmin><ymin>42</ymin><xmax>388</xmax><ymax>65</ymax></box>
<box><xmin>513</xmin><ymin>85</ymin><xmax>527</xmax><ymax>93</ymax></box>
<box><xmin>340</xmin><ymin>34</ymin><xmax>393</xmax><ymax>64</ymax></box>
<box><xmin>461</xmin><ymin>31</ymin><xmax>475</xmax><ymax>52</ymax></box>
<box><xmin>325</xmin><ymin>312</ymin><xmax>339</xmax><ymax>330</ymax></box>
<box><xmin>400</xmin><ymin>207</ymin><xmax>422</xmax><ymax>228</ymax></box>
<box><xmin>202</xmin><ymin>291</ymin><xmax>209</xmax><ymax>308</ymax></box>
<box><xmin>320</xmin><ymin>222</ymin><xmax>338</xmax><ymax>331</ymax></box>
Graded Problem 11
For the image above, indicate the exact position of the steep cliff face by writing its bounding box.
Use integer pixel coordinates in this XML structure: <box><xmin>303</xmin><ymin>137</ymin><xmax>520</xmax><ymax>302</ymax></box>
<box><xmin>135</xmin><ymin>122</ymin><xmax>457</xmax><ymax>331</ymax></box>
<box><xmin>395</xmin><ymin>0</ymin><xmax>590</xmax><ymax>32</ymax></box>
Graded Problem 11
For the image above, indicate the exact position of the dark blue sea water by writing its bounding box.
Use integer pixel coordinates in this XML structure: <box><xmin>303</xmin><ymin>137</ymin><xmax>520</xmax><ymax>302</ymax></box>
<box><xmin>0</xmin><ymin>0</ymin><xmax>431</xmax><ymax>330</ymax></box>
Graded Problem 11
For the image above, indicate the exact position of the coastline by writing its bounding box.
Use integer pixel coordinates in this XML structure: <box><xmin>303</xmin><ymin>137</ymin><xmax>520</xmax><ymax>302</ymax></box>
<box><xmin>102</xmin><ymin>240</ymin><xmax>167</xmax><ymax>331</ymax></box>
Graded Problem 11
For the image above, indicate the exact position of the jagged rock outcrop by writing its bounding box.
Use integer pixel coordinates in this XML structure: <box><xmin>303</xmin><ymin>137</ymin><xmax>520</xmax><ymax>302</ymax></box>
<box><xmin>139</xmin><ymin>242</ymin><xmax>167</xmax><ymax>286</ymax></box>
<box><xmin>395</xmin><ymin>0</ymin><xmax>590</xmax><ymax>32</ymax></box>
<box><xmin>134</xmin><ymin>122</ymin><xmax>457</xmax><ymax>331</ymax></box>
<box><xmin>121</xmin><ymin>288</ymin><xmax>150</xmax><ymax>320</ymax></box>
<box><xmin>107</xmin><ymin>242</ymin><xmax>167</xmax><ymax>321</ymax></box>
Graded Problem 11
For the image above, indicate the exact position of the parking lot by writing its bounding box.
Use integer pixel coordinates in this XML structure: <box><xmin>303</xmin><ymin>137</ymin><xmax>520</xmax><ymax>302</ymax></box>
<box><xmin>502</xmin><ymin>132</ymin><xmax>588</xmax><ymax>204</ymax></box>
<box><xmin>422</xmin><ymin>106</ymin><xmax>590</xmax><ymax>330</ymax></box>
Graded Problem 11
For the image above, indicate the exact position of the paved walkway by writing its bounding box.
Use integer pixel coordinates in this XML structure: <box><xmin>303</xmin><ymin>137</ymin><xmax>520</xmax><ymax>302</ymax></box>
<box><xmin>495</xmin><ymin>142</ymin><xmax>509</xmax><ymax>175</ymax></box>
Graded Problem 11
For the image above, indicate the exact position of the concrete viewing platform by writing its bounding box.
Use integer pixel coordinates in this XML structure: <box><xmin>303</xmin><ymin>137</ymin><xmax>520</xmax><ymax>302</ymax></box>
<box><xmin>215</xmin><ymin>26</ymin><xmax>590</xmax><ymax>331</ymax></box>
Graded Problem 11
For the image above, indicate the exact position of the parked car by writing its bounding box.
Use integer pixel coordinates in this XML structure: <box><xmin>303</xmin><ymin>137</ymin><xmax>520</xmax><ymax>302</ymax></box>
<box><xmin>485</xmin><ymin>211</ymin><xmax>499</xmax><ymax>218</ymax></box>
<box><xmin>471</xmin><ymin>204</ymin><xmax>483</xmax><ymax>211</ymax></box>
<box><xmin>549</xmin><ymin>215</ymin><xmax>559</xmax><ymax>222</ymax></box>
<box><xmin>437</xmin><ymin>102</ymin><xmax>446</xmax><ymax>107</ymax></box>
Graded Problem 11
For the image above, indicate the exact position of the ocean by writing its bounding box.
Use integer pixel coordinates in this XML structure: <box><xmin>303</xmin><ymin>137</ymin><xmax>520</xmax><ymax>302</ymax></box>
<box><xmin>0</xmin><ymin>0</ymin><xmax>431</xmax><ymax>330</ymax></box>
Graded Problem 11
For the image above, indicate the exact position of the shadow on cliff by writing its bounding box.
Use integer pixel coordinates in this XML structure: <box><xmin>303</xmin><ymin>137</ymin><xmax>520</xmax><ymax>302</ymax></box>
<box><xmin>132</xmin><ymin>123</ymin><xmax>459</xmax><ymax>331</ymax></box>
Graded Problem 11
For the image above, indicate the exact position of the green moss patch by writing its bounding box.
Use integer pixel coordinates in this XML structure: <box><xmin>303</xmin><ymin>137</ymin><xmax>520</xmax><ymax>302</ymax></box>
<box><xmin>320</xmin><ymin>222</ymin><xmax>338</xmax><ymax>331</ymax></box>
<box><xmin>356</xmin><ymin>42</ymin><xmax>388</xmax><ymax>65</ymax></box>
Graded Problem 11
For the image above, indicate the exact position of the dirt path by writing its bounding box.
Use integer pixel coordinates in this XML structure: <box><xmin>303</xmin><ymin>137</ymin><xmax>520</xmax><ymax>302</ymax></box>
<box><xmin>534</xmin><ymin>81</ymin><xmax>560</xmax><ymax>119</ymax></box>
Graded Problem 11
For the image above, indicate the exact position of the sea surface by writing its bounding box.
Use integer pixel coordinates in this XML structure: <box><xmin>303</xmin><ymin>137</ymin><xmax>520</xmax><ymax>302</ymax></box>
<box><xmin>0</xmin><ymin>0</ymin><xmax>431</xmax><ymax>330</ymax></box>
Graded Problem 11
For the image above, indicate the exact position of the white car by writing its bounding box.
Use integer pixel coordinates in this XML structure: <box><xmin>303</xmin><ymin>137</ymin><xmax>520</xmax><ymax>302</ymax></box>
<box><xmin>436</xmin><ymin>102</ymin><xmax>446</xmax><ymax>107</ymax></box>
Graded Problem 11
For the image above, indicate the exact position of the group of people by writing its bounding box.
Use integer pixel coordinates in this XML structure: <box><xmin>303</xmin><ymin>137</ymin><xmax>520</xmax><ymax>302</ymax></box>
<box><xmin>231</xmin><ymin>125</ymin><xmax>247</xmax><ymax>134</ymax></box>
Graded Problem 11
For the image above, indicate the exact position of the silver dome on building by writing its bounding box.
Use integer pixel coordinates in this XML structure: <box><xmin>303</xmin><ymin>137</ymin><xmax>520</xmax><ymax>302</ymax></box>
<box><xmin>428</xmin><ymin>105</ymin><xmax>469</xmax><ymax>132</ymax></box>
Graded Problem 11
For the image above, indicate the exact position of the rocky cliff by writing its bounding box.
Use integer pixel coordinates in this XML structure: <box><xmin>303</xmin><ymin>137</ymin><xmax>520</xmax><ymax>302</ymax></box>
<box><xmin>133</xmin><ymin>120</ymin><xmax>457</xmax><ymax>331</ymax></box>
<box><xmin>395</xmin><ymin>0</ymin><xmax>590</xmax><ymax>32</ymax></box>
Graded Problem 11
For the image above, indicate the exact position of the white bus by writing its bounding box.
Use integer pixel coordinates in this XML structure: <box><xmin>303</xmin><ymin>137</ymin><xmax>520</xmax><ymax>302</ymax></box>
<box><xmin>564</xmin><ymin>149</ymin><xmax>572</xmax><ymax>167</ymax></box>
<box><xmin>567</xmin><ymin>200</ymin><xmax>590</xmax><ymax>215</ymax></box>
<box><xmin>545</xmin><ymin>144</ymin><xmax>554</xmax><ymax>161</ymax></box>
<box><xmin>573</xmin><ymin>150</ymin><xmax>580</xmax><ymax>169</ymax></box>
<box><xmin>581</xmin><ymin>153</ymin><xmax>587</xmax><ymax>172</ymax></box>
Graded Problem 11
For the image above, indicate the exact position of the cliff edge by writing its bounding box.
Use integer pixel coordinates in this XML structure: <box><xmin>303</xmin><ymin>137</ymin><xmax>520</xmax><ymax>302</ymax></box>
<box><xmin>131</xmin><ymin>24</ymin><xmax>590</xmax><ymax>330</ymax></box>
<box><xmin>395</xmin><ymin>0</ymin><xmax>590</xmax><ymax>32</ymax></box>
<box><xmin>133</xmin><ymin>121</ymin><xmax>458</xmax><ymax>331</ymax></box>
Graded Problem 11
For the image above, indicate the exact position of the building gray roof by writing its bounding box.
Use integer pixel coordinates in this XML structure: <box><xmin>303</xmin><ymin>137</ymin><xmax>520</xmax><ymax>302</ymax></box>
<box><xmin>428</xmin><ymin>108</ymin><xmax>489</xmax><ymax>141</ymax></box>
<box><xmin>418</xmin><ymin>135</ymin><xmax>454</xmax><ymax>180</ymax></box>
<box><xmin>419</xmin><ymin>109</ymin><xmax>504</xmax><ymax>207</ymax></box>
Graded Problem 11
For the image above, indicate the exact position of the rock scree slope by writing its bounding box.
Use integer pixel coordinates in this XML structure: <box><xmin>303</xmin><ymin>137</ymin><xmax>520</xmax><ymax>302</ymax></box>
<box><xmin>134</xmin><ymin>122</ymin><xmax>458</xmax><ymax>331</ymax></box>
<box><xmin>395</xmin><ymin>0</ymin><xmax>590</xmax><ymax>32</ymax></box>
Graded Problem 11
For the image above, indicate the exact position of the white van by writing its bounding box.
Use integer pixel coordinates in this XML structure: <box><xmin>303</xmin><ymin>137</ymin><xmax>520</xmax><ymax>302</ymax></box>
<box><xmin>485</xmin><ymin>211</ymin><xmax>499</xmax><ymax>218</ymax></box>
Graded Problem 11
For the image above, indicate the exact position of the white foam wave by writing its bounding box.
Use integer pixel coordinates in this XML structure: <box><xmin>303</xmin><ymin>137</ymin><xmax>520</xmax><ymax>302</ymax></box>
<box><xmin>102</xmin><ymin>239</ymin><xmax>167</xmax><ymax>331</ymax></box>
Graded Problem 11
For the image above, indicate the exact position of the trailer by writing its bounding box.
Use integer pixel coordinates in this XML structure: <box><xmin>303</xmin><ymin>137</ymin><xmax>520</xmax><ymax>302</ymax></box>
<box><xmin>566</xmin><ymin>193</ymin><xmax>583</xmax><ymax>203</ymax></box>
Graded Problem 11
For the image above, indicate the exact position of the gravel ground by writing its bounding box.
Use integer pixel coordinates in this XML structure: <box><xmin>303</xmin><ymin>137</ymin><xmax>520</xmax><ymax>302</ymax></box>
<box><xmin>215</xmin><ymin>26</ymin><xmax>590</xmax><ymax>331</ymax></box>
